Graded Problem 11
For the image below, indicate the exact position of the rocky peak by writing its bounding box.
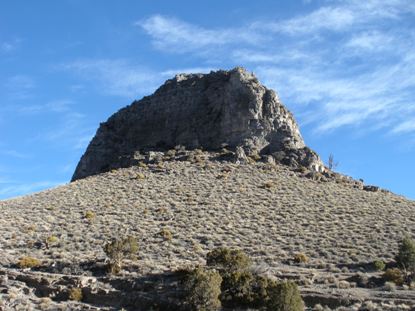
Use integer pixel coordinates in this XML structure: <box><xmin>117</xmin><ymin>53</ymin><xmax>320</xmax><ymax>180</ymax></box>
<box><xmin>72</xmin><ymin>67</ymin><xmax>323</xmax><ymax>181</ymax></box>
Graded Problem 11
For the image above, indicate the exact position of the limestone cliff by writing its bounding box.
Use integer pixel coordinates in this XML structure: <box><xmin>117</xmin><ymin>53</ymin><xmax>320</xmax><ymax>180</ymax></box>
<box><xmin>72</xmin><ymin>67</ymin><xmax>323</xmax><ymax>181</ymax></box>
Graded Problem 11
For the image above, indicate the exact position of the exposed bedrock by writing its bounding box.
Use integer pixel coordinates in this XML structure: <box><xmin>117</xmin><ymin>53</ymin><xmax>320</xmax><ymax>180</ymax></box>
<box><xmin>72</xmin><ymin>67</ymin><xmax>324</xmax><ymax>181</ymax></box>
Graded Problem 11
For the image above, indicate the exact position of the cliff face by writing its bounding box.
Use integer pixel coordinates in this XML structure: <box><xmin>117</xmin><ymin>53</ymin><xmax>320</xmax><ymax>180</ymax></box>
<box><xmin>72</xmin><ymin>67</ymin><xmax>323</xmax><ymax>181</ymax></box>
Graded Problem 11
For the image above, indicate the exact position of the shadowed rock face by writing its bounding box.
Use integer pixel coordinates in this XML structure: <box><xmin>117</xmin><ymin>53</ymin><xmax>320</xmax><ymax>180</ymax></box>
<box><xmin>72</xmin><ymin>67</ymin><xmax>323</xmax><ymax>181</ymax></box>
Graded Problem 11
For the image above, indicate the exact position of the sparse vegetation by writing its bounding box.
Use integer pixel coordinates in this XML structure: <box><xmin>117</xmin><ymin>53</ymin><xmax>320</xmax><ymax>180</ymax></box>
<box><xmin>46</xmin><ymin>235</ymin><xmax>59</xmax><ymax>246</ymax></box>
<box><xmin>293</xmin><ymin>253</ymin><xmax>309</xmax><ymax>264</ymax></box>
<box><xmin>159</xmin><ymin>228</ymin><xmax>173</xmax><ymax>241</ymax></box>
<box><xmin>328</xmin><ymin>153</ymin><xmax>339</xmax><ymax>170</ymax></box>
<box><xmin>384</xmin><ymin>281</ymin><xmax>397</xmax><ymax>292</ymax></box>
<box><xmin>373</xmin><ymin>260</ymin><xmax>386</xmax><ymax>271</ymax></box>
<box><xmin>136</xmin><ymin>173</ymin><xmax>146</xmax><ymax>180</ymax></box>
<box><xmin>206</xmin><ymin>248</ymin><xmax>304</xmax><ymax>310</ymax></box>
<box><xmin>206</xmin><ymin>248</ymin><xmax>251</xmax><ymax>272</ymax></box>
<box><xmin>17</xmin><ymin>256</ymin><xmax>41</xmax><ymax>269</ymax></box>
<box><xmin>85</xmin><ymin>211</ymin><xmax>95</xmax><ymax>220</ymax></box>
<box><xmin>266</xmin><ymin>281</ymin><xmax>304</xmax><ymax>311</ymax></box>
<box><xmin>220</xmin><ymin>270</ymin><xmax>255</xmax><ymax>307</ymax></box>
<box><xmin>383</xmin><ymin>268</ymin><xmax>404</xmax><ymax>286</ymax></box>
<box><xmin>396</xmin><ymin>236</ymin><xmax>415</xmax><ymax>283</ymax></box>
<box><xmin>68</xmin><ymin>287</ymin><xmax>83</xmax><ymax>301</ymax></box>
<box><xmin>103</xmin><ymin>236</ymin><xmax>138</xmax><ymax>274</ymax></box>
<box><xmin>181</xmin><ymin>267</ymin><xmax>222</xmax><ymax>311</ymax></box>
<box><xmin>2</xmin><ymin>157</ymin><xmax>415</xmax><ymax>309</ymax></box>
<box><xmin>263</xmin><ymin>180</ymin><xmax>275</xmax><ymax>189</ymax></box>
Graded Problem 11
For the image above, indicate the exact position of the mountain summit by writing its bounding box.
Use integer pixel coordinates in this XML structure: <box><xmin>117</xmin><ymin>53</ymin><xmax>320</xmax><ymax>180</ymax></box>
<box><xmin>72</xmin><ymin>67</ymin><xmax>323</xmax><ymax>181</ymax></box>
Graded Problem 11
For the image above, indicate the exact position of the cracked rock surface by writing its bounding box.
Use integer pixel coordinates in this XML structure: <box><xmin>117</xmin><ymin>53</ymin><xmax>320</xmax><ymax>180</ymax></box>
<box><xmin>72</xmin><ymin>67</ymin><xmax>323</xmax><ymax>181</ymax></box>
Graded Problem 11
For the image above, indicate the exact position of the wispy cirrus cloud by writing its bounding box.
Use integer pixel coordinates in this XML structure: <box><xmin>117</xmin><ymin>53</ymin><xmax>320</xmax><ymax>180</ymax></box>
<box><xmin>138</xmin><ymin>0</ymin><xmax>415</xmax><ymax>137</ymax></box>
<box><xmin>0</xmin><ymin>181</ymin><xmax>64</xmax><ymax>200</ymax></box>
<box><xmin>257</xmin><ymin>6</ymin><xmax>356</xmax><ymax>35</ymax></box>
<box><xmin>37</xmin><ymin>110</ymin><xmax>95</xmax><ymax>151</ymax></box>
<box><xmin>344</xmin><ymin>31</ymin><xmax>394</xmax><ymax>52</ymax></box>
<box><xmin>137</xmin><ymin>15</ymin><xmax>263</xmax><ymax>54</ymax></box>
<box><xmin>12</xmin><ymin>99</ymin><xmax>73</xmax><ymax>115</ymax></box>
<box><xmin>392</xmin><ymin>119</ymin><xmax>415</xmax><ymax>134</ymax></box>
<box><xmin>62</xmin><ymin>59</ymin><xmax>160</xmax><ymax>98</ymax></box>
<box><xmin>160</xmin><ymin>67</ymin><xmax>216</xmax><ymax>77</ymax></box>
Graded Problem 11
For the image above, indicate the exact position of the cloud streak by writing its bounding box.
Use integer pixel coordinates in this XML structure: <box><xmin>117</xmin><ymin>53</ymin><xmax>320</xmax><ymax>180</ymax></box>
<box><xmin>138</xmin><ymin>15</ymin><xmax>263</xmax><ymax>54</ymax></box>
<box><xmin>138</xmin><ymin>0</ymin><xmax>415</xmax><ymax>137</ymax></box>
<box><xmin>0</xmin><ymin>181</ymin><xmax>64</xmax><ymax>200</ymax></box>
<box><xmin>62</xmin><ymin>59</ymin><xmax>161</xmax><ymax>98</ymax></box>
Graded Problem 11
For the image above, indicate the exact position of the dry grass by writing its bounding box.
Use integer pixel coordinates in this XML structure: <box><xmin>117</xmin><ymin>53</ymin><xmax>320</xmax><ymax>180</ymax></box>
<box><xmin>0</xmin><ymin>155</ymin><xmax>414</xmax><ymax>309</ymax></box>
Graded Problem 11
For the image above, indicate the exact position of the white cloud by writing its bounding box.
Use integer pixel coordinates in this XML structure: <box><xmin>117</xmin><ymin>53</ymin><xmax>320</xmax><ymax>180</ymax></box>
<box><xmin>392</xmin><ymin>120</ymin><xmax>415</xmax><ymax>134</ymax></box>
<box><xmin>161</xmin><ymin>67</ymin><xmax>216</xmax><ymax>77</ymax></box>
<box><xmin>345</xmin><ymin>31</ymin><xmax>394</xmax><ymax>52</ymax></box>
<box><xmin>137</xmin><ymin>1</ymin><xmax>415</xmax><ymax>136</ymax></box>
<box><xmin>13</xmin><ymin>99</ymin><xmax>73</xmax><ymax>115</ymax></box>
<box><xmin>256</xmin><ymin>57</ymin><xmax>415</xmax><ymax>133</ymax></box>
<box><xmin>40</xmin><ymin>112</ymin><xmax>93</xmax><ymax>148</ymax></box>
<box><xmin>0</xmin><ymin>181</ymin><xmax>64</xmax><ymax>200</ymax></box>
<box><xmin>137</xmin><ymin>15</ymin><xmax>263</xmax><ymax>53</ymax></box>
<box><xmin>63</xmin><ymin>59</ymin><xmax>160</xmax><ymax>98</ymax></box>
<box><xmin>263</xmin><ymin>6</ymin><xmax>356</xmax><ymax>35</ymax></box>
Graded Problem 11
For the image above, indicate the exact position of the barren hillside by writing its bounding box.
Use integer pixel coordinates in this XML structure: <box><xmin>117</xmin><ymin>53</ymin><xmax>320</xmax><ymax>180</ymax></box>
<box><xmin>1</xmin><ymin>152</ymin><xmax>414</xmax><ymax>310</ymax></box>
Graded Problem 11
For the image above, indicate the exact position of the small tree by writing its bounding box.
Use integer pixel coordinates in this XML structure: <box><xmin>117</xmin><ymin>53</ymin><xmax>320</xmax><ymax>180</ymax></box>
<box><xmin>266</xmin><ymin>281</ymin><xmax>304</xmax><ymax>311</ymax></box>
<box><xmin>206</xmin><ymin>248</ymin><xmax>251</xmax><ymax>272</ymax></box>
<box><xmin>181</xmin><ymin>267</ymin><xmax>222</xmax><ymax>311</ymax></box>
<box><xmin>395</xmin><ymin>236</ymin><xmax>415</xmax><ymax>283</ymax></box>
<box><xmin>103</xmin><ymin>236</ymin><xmax>138</xmax><ymax>274</ymax></box>
<box><xmin>220</xmin><ymin>270</ymin><xmax>255</xmax><ymax>307</ymax></box>
<box><xmin>328</xmin><ymin>154</ymin><xmax>339</xmax><ymax>170</ymax></box>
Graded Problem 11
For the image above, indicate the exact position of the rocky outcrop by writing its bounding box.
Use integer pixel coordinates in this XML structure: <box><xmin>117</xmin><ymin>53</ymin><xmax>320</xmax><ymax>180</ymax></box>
<box><xmin>72</xmin><ymin>67</ymin><xmax>323</xmax><ymax>181</ymax></box>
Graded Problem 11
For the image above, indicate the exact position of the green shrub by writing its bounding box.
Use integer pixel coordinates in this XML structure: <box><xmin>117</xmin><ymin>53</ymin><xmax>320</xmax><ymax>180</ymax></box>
<box><xmin>103</xmin><ymin>236</ymin><xmax>138</xmax><ymax>274</ymax></box>
<box><xmin>373</xmin><ymin>260</ymin><xmax>386</xmax><ymax>271</ymax></box>
<box><xmin>46</xmin><ymin>235</ymin><xmax>59</xmax><ymax>245</ymax></box>
<box><xmin>181</xmin><ymin>267</ymin><xmax>222</xmax><ymax>311</ymax></box>
<box><xmin>17</xmin><ymin>256</ymin><xmax>41</xmax><ymax>269</ymax></box>
<box><xmin>206</xmin><ymin>248</ymin><xmax>251</xmax><ymax>272</ymax></box>
<box><xmin>383</xmin><ymin>268</ymin><xmax>404</xmax><ymax>286</ymax></box>
<box><xmin>84</xmin><ymin>211</ymin><xmax>95</xmax><ymax>220</ymax></box>
<box><xmin>266</xmin><ymin>281</ymin><xmax>304</xmax><ymax>311</ymax></box>
<box><xmin>220</xmin><ymin>271</ymin><xmax>254</xmax><ymax>307</ymax></box>
<box><xmin>221</xmin><ymin>272</ymin><xmax>279</xmax><ymax>308</ymax></box>
<box><xmin>68</xmin><ymin>287</ymin><xmax>83</xmax><ymax>301</ymax></box>
<box><xmin>396</xmin><ymin>236</ymin><xmax>415</xmax><ymax>273</ymax></box>
<box><xmin>204</xmin><ymin>248</ymin><xmax>304</xmax><ymax>310</ymax></box>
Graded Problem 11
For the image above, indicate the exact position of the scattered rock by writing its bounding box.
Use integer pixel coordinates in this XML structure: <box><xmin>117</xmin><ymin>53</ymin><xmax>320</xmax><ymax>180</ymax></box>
<box><xmin>363</xmin><ymin>185</ymin><xmax>380</xmax><ymax>192</ymax></box>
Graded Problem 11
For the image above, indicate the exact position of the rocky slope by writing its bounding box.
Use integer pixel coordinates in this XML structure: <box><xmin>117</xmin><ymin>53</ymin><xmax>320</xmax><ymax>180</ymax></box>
<box><xmin>1</xmin><ymin>151</ymin><xmax>415</xmax><ymax>310</ymax></box>
<box><xmin>1</xmin><ymin>68</ymin><xmax>414</xmax><ymax>310</ymax></box>
<box><xmin>72</xmin><ymin>67</ymin><xmax>323</xmax><ymax>181</ymax></box>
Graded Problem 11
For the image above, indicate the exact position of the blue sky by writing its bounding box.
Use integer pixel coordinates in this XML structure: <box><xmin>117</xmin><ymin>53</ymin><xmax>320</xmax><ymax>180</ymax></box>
<box><xmin>1</xmin><ymin>0</ymin><xmax>415</xmax><ymax>200</ymax></box>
